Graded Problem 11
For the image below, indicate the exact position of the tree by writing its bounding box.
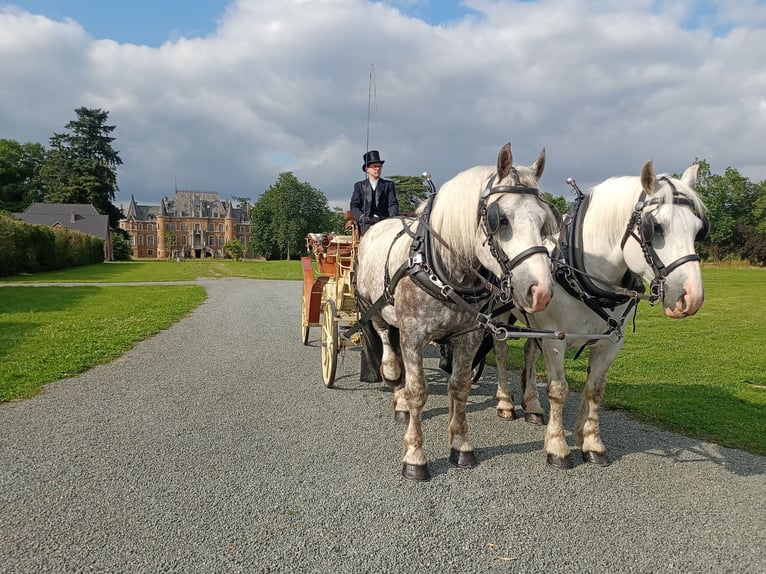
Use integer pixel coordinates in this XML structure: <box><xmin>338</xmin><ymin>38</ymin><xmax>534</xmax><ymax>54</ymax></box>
<box><xmin>390</xmin><ymin>175</ymin><xmax>430</xmax><ymax>213</ymax></box>
<box><xmin>694</xmin><ymin>159</ymin><xmax>764</xmax><ymax>261</ymax></box>
<box><xmin>224</xmin><ymin>239</ymin><xmax>245</xmax><ymax>261</ymax></box>
<box><xmin>249</xmin><ymin>172</ymin><xmax>336</xmax><ymax>260</ymax></box>
<box><xmin>232</xmin><ymin>196</ymin><xmax>251</xmax><ymax>211</ymax></box>
<box><xmin>41</xmin><ymin>107</ymin><xmax>123</xmax><ymax>227</ymax></box>
<box><xmin>163</xmin><ymin>229</ymin><xmax>176</xmax><ymax>259</ymax></box>
<box><xmin>0</xmin><ymin>139</ymin><xmax>46</xmax><ymax>212</ymax></box>
<box><xmin>541</xmin><ymin>192</ymin><xmax>569</xmax><ymax>217</ymax></box>
<box><xmin>111</xmin><ymin>231</ymin><xmax>132</xmax><ymax>261</ymax></box>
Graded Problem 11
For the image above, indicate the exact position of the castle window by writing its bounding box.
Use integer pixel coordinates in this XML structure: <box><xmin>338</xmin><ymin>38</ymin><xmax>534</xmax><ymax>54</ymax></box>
<box><xmin>208</xmin><ymin>223</ymin><xmax>214</xmax><ymax>232</ymax></box>
<box><xmin>218</xmin><ymin>223</ymin><xmax>223</xmax><ymax>232</ymax></box>
<box><xmin>147</xmin><ymin>235</ymin><xmax>154</xmax><ymax>246</ymax></box>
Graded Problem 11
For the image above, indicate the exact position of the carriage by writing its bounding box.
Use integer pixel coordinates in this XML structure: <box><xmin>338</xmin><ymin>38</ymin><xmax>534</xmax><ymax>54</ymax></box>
<box><xmin>300</xmin><ymin>212</ymin><xmax>361</xmax><ymax>387</ymax></box>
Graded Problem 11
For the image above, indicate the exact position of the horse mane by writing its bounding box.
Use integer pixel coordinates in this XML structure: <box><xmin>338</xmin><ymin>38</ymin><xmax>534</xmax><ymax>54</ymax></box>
<box><xmin>584</xmin><ymin>171</ymin><xmax>706</xmax><ymax>246</ymax></box>
<box><xmin>427</xmin><ymin>164</ymin><xmax>542</xmax><ymax>272</ymax></box>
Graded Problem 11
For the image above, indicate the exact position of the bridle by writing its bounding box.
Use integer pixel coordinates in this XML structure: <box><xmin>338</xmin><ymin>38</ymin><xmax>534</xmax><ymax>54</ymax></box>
<box><xmin>620</xmin><ymin>176</ymin><xmax>709</xmax><ymax>303</ymax></box>
<box><xmin>477</xmin><ymin>167</ymin><xmax>550</xmax><ymax>302</ymax></box>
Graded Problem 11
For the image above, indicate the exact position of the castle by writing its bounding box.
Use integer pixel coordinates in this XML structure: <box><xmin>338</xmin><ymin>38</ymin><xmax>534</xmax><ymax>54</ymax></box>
<box><xmin>119</xmin><ymin>191</ymin><xmax>251</xmax><ymax>259</ymax></box>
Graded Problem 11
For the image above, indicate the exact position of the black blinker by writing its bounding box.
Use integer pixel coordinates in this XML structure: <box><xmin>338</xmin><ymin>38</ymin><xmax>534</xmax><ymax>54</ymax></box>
<box><xmin>486</xmin><ymin>201</ymin><xmax>501</xmax><ymax>234</ymax></box>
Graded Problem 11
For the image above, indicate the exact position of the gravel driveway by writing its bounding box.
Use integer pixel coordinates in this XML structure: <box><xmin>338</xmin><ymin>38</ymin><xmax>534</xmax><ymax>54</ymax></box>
<box><xmin>1</xmin><ymin>278</ymin><xmax>764</xmax><ymax>573</ymax></box>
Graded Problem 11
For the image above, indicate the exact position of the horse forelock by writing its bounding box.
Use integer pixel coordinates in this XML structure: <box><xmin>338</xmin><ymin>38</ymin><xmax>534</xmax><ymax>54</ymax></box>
<box><xmin>656</xmin><ymin>173</ymin><xmax>707</xmax><ymax>215</ymax></box>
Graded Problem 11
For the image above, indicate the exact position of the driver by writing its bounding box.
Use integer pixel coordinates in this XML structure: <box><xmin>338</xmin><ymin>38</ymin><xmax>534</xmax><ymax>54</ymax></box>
<box><xmin>350</xmin><ymin>150</ymin><xmax>399</xmax><ymax>235</ymax></box>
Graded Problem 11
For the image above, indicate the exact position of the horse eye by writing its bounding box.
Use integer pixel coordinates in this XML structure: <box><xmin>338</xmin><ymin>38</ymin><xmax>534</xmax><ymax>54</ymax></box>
<box><xmin>499</xmin><ymin>216</ymin><xmax>509</xmax><ymax>227</ymax></box>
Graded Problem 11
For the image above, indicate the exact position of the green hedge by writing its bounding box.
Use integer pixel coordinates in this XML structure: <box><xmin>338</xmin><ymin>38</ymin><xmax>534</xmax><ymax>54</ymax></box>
<box><xmin>0</xmin><ymin>212</ymin><xmax>104</xmax><ymax>277</ymax></box>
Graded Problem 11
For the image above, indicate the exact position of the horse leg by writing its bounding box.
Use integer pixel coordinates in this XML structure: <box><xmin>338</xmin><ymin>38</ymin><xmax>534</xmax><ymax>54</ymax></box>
<box><xmin>371</xmin><ymin>321</ymin><xmax>408</xmax><ymax>423</ymax></box>
<box><xmin>493</xmin><ymin>339</ymin><xmax>519</xmax><ymax>419</ymax></box>
<box><xmin>541</xmin><ymin>340</ymin><xmax>572</xmax><ymax>469</ymax></box>
<box><xmin>447</xmin><ymin>334</ymin><xmax>482</xmax><ymax>469</ymax></box>
<box><xmin>520</xmin><ymin>338</ymin><xmax>545</xmax><ymax>425</ymax></box>
<box><xmin>398</xmin><ymin>338</ymin><xmax>430</xmax><ymax>481</ymax></box>
<box><xmin>574</xmin><ymin>344</ymin><xmax>620</xmax><ymax>466</ymax></box>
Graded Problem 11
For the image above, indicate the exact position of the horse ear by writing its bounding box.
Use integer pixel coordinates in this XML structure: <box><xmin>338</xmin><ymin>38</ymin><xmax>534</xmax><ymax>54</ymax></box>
<box><xmin>680</xmin><ymin>164</ymin><xmax>699</xmax><ymax>189</ymax></box>
<box><xmin>497</xmin><ymin>142</ymin><xmax>512</xmax><ymax>179</ymax></box>
<box><xmin>641</xmin><ymin>160</ymin><xmax>657</xmax><ymax>195</ymax></box>
<box><xmin>531</xmin><ymin>147</ymin><xmax>546</xmax><ymax>179</ymax></box>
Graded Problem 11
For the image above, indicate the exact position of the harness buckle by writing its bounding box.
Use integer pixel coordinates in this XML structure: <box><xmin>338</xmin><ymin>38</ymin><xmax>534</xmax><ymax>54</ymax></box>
<box><xmin>408</xmin><ymin>252</ymin><xmax>423</xmax><ymax>268</ymax></box>
<box><xmin>649</xmin><ymin>277</ymin><xmax>666</xmax><ymax>304</ymax></box>
<box><xmin>499</xmin><ymin>276</ymin><xmax>513</xmax><ymax>303</ymax></box>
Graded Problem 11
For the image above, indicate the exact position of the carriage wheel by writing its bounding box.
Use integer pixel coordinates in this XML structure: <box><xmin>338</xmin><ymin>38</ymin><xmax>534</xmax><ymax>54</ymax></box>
<box><xmin>301</xmin><ymin>294</ymin><xmax>310</xmax><ymax>345</ymax></box>
<box><xmin>321</xmin><ymin>299</ymin><xmax>339</xmax><ymax>388</ymax></box>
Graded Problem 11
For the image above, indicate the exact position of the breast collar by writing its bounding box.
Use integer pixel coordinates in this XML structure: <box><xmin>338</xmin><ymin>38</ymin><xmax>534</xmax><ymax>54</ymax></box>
<box><xmin>406</xmin><ymin>192</ymin><xmax>499</xmax><ymax>305</ymax></box>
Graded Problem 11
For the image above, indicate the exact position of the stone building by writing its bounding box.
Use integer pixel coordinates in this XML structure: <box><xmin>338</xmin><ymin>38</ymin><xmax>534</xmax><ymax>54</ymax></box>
<box><xmin>119</xmin><ymin>191</ymin><xmax>251</xmax><ymax>259</ymax></box>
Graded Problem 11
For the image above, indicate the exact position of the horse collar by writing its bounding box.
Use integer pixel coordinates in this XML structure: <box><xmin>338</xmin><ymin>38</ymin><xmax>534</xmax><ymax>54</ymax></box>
<box><xmin>554</xmin><ymin>193</ymin><xmax>644</xmax><ymax>310</ymax></box>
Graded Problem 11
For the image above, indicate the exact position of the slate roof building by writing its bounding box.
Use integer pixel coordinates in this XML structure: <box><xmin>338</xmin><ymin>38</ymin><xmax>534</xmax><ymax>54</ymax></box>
<box><xmin>15</xmin><ymin>203</ymin><xmax>113</xmax><ymax>261</ymax></box>
<box><xmin>119</xmin><ymin>191</ymin><xmax>251</xmax><ymax>259</ymax></box>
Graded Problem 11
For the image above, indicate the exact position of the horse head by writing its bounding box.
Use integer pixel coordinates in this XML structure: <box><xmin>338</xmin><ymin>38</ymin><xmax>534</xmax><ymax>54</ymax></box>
<box><xmin>627</xmin><ymin>160</ymin><xmax>706</xmax><ymax>318</ymax></box>
<box><xmin>475</xmin><ymin>143</ymin><xmax>557</xmax><ymax>313</ymax></box>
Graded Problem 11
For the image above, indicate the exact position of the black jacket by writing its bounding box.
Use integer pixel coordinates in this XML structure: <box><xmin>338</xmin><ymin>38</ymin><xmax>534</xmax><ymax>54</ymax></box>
<box><xmin>350</xmin><ymin>177</ymin><xmax>399</xmax><ymax>235</ymax></box>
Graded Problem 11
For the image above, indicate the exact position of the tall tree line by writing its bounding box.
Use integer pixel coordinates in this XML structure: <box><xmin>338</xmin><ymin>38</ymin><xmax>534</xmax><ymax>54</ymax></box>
<box><xmin>0</xmin><ymin>107</ymin><xmax>123</xmax><ymax>227</ymax></box>
<box><xmin>3</xmin><ymin>112</ymin><xmax>765</xmax><ymax>263</ymax></box>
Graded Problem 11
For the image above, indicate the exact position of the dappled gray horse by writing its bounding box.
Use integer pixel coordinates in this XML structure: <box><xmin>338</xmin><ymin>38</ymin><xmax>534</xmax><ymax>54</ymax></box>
<box><xmin>354</xmin><ymin>143</ymin><xmax>559</xmax><ymax>480</ymax></box>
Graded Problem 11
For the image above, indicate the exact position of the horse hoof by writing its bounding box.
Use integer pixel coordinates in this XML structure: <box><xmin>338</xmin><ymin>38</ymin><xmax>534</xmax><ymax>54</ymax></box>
<box><xmin>394</xmin><ymin>410</ymin><xmax>410</xmax><ymax>425</ymax></box>
<box><xmin>582</xmin><ymin>450</ymin><xmax>609</xmax><ymax>466</ymax></box>
<box><xmin>525</xmin><ymin>412</ymin><xmax>545</xmax><ymax>426</ymax></box>
<box><xmin>546</xmin><ymin>453</ymin><xmax>573</xmax><ymax>469</ymax></box>
<box><xmin>449</xmin><ymin>448</ymin><xmax>479</xmax><ymax>468</ymax></box>
<box><xmin>402</xmin><ymin>463</ymin><xmax>430</xmax><ymax>481</ymax></box>
<box><xmin>496</xmin><ymin>408</ymin><xmax>517</xmax><ymax>420</ymax></box>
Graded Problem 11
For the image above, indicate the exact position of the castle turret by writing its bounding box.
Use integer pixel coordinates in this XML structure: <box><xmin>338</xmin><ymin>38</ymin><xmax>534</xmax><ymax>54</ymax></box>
<box><xmin>224</xmin><ymin>200</ymin><xmax>236</xmax><ymax>244</ymax></box>
<box><xmin>157</xmin><ymin>197</ymin><xmax>169</xmax><ymax>259</ymax></box>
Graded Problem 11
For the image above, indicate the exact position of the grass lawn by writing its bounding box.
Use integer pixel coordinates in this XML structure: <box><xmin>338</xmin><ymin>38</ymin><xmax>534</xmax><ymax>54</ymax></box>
<box><xmin>0</xmin><ymin>285</ymin><xmax>206</xmax><ymax>401</ymax></box>
<box><xmin>1</xmin><ymin>261</ymin><xmax>764</xmax><ymax>456</ymax></box>
<box><xmin>0</xmin><ymin>259</ymin><xmax>303</xmax><ymax>282</ymax></box>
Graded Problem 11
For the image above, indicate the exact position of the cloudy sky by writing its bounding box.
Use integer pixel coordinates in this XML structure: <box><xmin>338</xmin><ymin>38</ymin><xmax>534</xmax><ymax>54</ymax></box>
<box><xmin>1</xmin><ymin>0</ymin><xmax>765</xmax><ymax>212</ymax></box>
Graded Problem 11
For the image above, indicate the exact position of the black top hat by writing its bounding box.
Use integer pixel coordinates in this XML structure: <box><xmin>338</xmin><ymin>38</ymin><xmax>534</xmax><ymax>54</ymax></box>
<box><xmin>362</xmin><ymin>150</ymin><xmax>385</xmax><ymax>171</ymax></box>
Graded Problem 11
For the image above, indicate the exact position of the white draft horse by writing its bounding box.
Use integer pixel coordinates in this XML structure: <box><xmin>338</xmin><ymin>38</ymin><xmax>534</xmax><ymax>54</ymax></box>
<box><xmin>493</xmin><ymin>160</ymin><xmax>707</xmax><ymax>468</ymax></box>
<box><xmin>354</xmin><ymin>143</ymin><xmax>559</xmax><ymax>481</ymax></box>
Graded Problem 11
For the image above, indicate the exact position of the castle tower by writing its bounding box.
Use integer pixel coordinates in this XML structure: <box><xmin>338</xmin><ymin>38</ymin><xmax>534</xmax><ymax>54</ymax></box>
<box><xmin>156</xmin><ymin>197</ymin><xmax>169</xmax><ymax>259</ymax></box>
<box><xmin>224</xmin><ymin>200</ymin><xmax>236</xmax><ymax>245</ymax></box>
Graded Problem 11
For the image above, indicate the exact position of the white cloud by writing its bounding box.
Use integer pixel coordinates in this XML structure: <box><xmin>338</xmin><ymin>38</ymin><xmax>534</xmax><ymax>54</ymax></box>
<box><xmin>1</xmin><ymin>0</ymin><xmax>765</xmax><ymax>212</ymax></box>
